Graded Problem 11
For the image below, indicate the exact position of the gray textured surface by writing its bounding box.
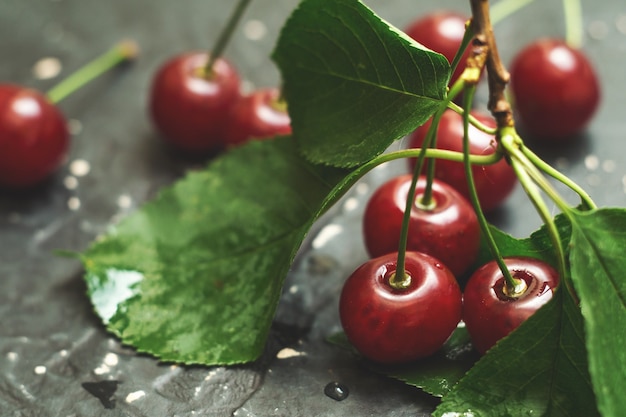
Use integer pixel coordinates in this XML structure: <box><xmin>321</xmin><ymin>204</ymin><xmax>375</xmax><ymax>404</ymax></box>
<box><xmin>1</xmin><ymin>0</ymin><xmax>625</xmax><ymax>415</ymax></box>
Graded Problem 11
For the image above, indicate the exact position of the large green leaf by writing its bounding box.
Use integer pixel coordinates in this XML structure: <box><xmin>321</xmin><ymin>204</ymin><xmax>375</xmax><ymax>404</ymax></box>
<box><xmin>434</xmin><ymin>287</ymin><xmax>598</xmax><ymax>417</ymax></box>
<box><xmin>569</xmin><ymin>208</ymin><xmax>626</xmax><ymax>417</ymax></box>
<box><xmin>272</xmin><ymin>0</ymin><xmax>450</xmax><ymax>168</ymax></box>
<box><xmin>81</xmin><ymin>137</ymin><xmax>353</xmax><ymax>365</ymax></box>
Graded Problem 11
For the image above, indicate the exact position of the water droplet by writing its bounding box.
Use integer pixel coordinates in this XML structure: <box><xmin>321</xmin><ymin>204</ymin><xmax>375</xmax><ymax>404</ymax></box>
<box><xmin>324</xmin><ymin>381</ymin><xmax>349</xmax><ymax>401</ymax></box>
<box><xmin>34</xmin><ymin>365</ymin><xmax>47</xmax><ymax>375</ymax></box>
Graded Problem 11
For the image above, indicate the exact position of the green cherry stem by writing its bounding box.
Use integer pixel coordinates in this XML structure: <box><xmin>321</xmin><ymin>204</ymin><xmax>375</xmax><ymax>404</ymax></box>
<box><xmin>204</xmin><ymin>0</ymin><xmax>252</xmax><ymax>76</ymax></box>
<box><xmin>46</xmin><ymin>40</ymin><xmax>138</xmax><ymax>104</ymax></box>
<box><xmin>503</xmin><ymin>133</ymin><xmax>568</xmax><ymax>280</ymax></box>
<box><xmin>520</xmin><ymin>143</ymin><xmax>596</xmax><ymax>210</ymax></box>
<box><xmin>562</xmin><ymin>0</ymin><xmax>583</xmax><ymax>49</ymax></box>
<box><xmin>317</xmin><ymin>147</ymin><xmax>499</xmax><ymax>218</ymax></box>
<box><xmin>447</xmin><ymin>101</ymin><xmax>498</xmax><ymax>134</ymax></box>
<box><xmin>392</xmin><ymin>76</ymin><xmax>469</xmax><ymax>286</ymax></box>
<box><xmin>461</xmin><ymin>85</ymin><xmax>522</xmax><ymax>294</ymax></box>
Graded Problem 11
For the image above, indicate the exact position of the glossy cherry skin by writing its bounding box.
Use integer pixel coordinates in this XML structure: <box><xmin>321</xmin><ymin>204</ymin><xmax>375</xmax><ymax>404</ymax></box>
<box><xmin>462</xmin><ymin>256</ymin><xmax>560</xmax><ymax>354</ymax></box>
<box><xmin>339</xmin><ymin>251</ymin><xmax>462</xmax><ymax>364</ymax></box>
<box><xmin>509</xmin><ymin>38</ymin><xmax>600</xmax><ymax>141</ymax></box>
<box><xmin>405</xmin><ymin>11</ymin><xmax>470</xmax><ymax>86</ymax></box>
<box><xmin>0</xmin><ymin>84</ymin><xmax>69</xmax><ymax>188</ymax></box>
<box><xmin>149</xmin><ymin>52</ymin><xmax>241</xmax><ymax>153</ymax></box>
<box><xmin>363</xmin><ymin>174</ymin><xmax>480</xmax><ymax>277</ymax></box>
<box><xmin>408</xmin><ymin>110</ymin><xmax>518</xmax><ymax>212</ymax></box>
<box><xmin>224</xmin><ymin>87</ymin><xmax>292</xmax><ymax>147</ymax></box>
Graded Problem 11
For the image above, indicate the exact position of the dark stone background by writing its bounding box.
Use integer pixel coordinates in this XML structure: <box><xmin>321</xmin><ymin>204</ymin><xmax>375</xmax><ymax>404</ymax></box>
<box><xmin>1</xmin><ymin>0</ymin><xmax>624</xmax><ymax>415</ymax></box>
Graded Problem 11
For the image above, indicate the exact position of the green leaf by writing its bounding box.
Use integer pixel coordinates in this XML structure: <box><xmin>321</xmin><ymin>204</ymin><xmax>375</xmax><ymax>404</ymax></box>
<box><xmin>81</xmin><ymin>137</ymin><xmax>353</xmax><ymax>365</ymax></box>
<box><xmin>434</xmin><ymin>288</ymin><xmax>599</xmax><ymax>417</ymax></box>
<box><xmin>569</xmin><ymin>208</ymin><xmax>626</xmax><ymax>417</ymax></box>
<box><xmin>272</xmin><ymin>0</ymin><xmax>450</xmax><ymax>168</ymax></box>
<box><xmin>328</xmin><ymin>328</ymin><xmax>479</xmax><ymax>398</ymax></box>
<box><xmin>476</xmin><ymin>214</ymin><xmax>572</xmax><ymax>269</ymax></box>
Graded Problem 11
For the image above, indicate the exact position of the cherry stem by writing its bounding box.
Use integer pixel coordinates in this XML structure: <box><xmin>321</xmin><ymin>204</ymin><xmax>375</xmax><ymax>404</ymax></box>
<box><xmin>461</xmin><ymin>84</ymin><xmax>522</xmax><ymax>295</ymax></box>
<box><xmin>489</xmin><ymin>0</ymin><xmax>537</xmax><ymax>25</ymax></box>
<box><xmin>503</xmin><ymin>132</ymin><xmax>568</xmax><ymax>280</ymax></box>
<box><xmin>46</xmin><ymin>40</ymin><xmax>138</xmax><ymax>104</ymax></box>
<box><xmin>394</xmin><ymin>74</ymin><xmax>468</xmax><ymax>282</ymax></box>
<box><xmin>447</xmin><ymin>102</ymin><xmax>497</xmax><ymax>135</ymax></box>
<box><xmin>562</xmin><ymin>0</ymin><xmax>583</xmax><ymax>49</ymax></box>
<box><xmin>204</xmin><ymin>0</ymin><xmax>252</xmax><ymax>76</ymax></box>
<box><xmin>520</xmin><ymin>145</ymin><xmax>596</xmax><ymax>210</ymax></box>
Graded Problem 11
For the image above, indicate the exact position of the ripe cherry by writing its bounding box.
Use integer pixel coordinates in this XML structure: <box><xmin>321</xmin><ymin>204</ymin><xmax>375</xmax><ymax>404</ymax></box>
<box><xmin>407</xmin><ymin>110</ymin><xmax>518</xmax><ymax>212</ymax></box>
<box><xmin>0</xmin><ymin>84</ymin><xmax>69</xmax><ymax>188</ymax></box>
<box><xmin>404</xmin><ymin>11</ymin><xmax>471</xmax><ymax>86</ymax></box>
<box><xmin>0</xmin><ymin>41</ymin><xmax>136</xmax><ymax>188</ymax></box>
<box><xmin>462</xmin><ymin>256</ymin><xmax>560</xmax><ymax>354</ymax></box>
<box><xmin>223</xmin><ymin>87</ymin><xmax>292</xmax><ymax>147</ymax></box>
<box><xmin>363</xmin><ymin>174</ymin><xmax>480</xmax><ymax>277</ymax></box>
<box><xmin>339</xmin><ymin>251</ymin><xmax>462</xmax><ymax>364</ymax></box>
<box><xmin>149</xmin><ymin>52</ymin><xmax>242</xmax><ymax>153</ymax></box>
<box><xmin>509</xmin><ymin>38</ymin><xmax>600</xmax><ymax>141</ymax></box>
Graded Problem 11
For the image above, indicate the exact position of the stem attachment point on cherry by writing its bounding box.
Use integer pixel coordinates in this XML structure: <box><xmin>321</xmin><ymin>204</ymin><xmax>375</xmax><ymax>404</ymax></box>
<box><xmin>389</xmin><ymin>271</ymin><xmax>412</xmax><ymax>290</ymax></box>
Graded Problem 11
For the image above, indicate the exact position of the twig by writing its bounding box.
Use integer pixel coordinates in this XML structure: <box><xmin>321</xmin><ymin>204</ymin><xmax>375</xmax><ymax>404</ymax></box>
<box><xmin>469</xmin><ymin>0</ymin><xmax>515</xmax><ymax>129</ymax></box>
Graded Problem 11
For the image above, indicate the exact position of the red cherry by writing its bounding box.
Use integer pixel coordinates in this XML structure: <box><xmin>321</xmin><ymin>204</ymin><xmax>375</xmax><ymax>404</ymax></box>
<box><xmin>404</xmin><ymin>11</ymin><xmax>470</xmax><ymax>86</ymax></box>
<box><xmin>462</xmin><ymin>256</ymin><xmax>560</xmax><ymax>354</ymax></box>
<box><xmin>363</xmin><ymin>174</ymin><xmax>480</xmax><ymax>277</ymax></box>
<box><xmin>0</xmin><ymin>84</ymin><xmax>69</xmax><ymax>188</ymax></box>
<box><xmin>149</xmin><ymin>52</ymin><xmax>241</xmax><ymax>153</ymax></box>
<box><xmin>509</xmin><ymin>38</ymin><xmax>601</xmax><ymax>140</ymax></box>
<box><xmin>339</xmin><ymin>251</ymin><xmax>462</xmax><ymax>364</ymax></box>
<box><xmin>224</xmin><ymin>87</ymin><xmax>292</xmax><ymax>147</ymax></box>
<box><xmin>408</xmin><ymin>110</ymin><xmax>518</xmax><ymax>211</ymax></box>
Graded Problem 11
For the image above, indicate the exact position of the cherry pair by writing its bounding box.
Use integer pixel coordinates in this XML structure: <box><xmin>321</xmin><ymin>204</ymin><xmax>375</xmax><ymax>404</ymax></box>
<box><xmin>339</xmin><ymin>251</ymin><xmax>558</xmax><ymax>364</ymax></box>
<box><xmin>149</xmin><ymin>52</ymin><xmax>291</xmax><ymax>154</ymax></box>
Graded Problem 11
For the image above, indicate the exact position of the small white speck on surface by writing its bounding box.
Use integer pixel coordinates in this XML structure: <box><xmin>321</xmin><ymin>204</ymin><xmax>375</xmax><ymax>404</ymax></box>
<box><xmin>59</xmin><ymin>349</ymin><xmax>69</xmax><ymax>357</ymax></box>
<box><xmin>68</xmin><ymin>119</ymin><xmax>83</xmax><ymax>135</ymax></box>
<box><xmin>584</xmin><ymin>155</ymin><xmax>599</xmax><ymax>170</ymax></box>
<box><xmin>32</xmin><ymin>57</ymin><xmax>62</xmax><ymax>80</ymax></box>
<box><xmin>34</xmin><ymin>366</ymin><xmax>47</xmax><ymax>375</ymax></box>
<box><xmin>67</xmin><ymin>197</ymin><xmax>81</xmax><ymax>211</ymax></box>
<box><xmin>588</xmin><ymin>20</ymin><xmax>609</xmax><ymax>40</ymax></box>
<box><xmin>103</xmin><ymin>352</ymin><xmax>119</xmax><ymax>367</ymax></box>
<box><xmin>243</xmin><ymin>19</ymin><xmax>267</xmax><ymax>41</ymax></box>
<box><xmin>64</xmin><ymin>176</ymin><xmax>78</xmax><ymax>190</ymax></box>
<box><xmin>69</xmin><ymin>159</ymin><xmax>91</xmax><ymax>177</ymax></box>
<box><xmin>276</xmin><ymin>348</ymin><xmax>306</xmax><ymax>359</ymax></box>
<box><xmin>355</xmin><ymin>182</ymin><xmax>369</xmax><ymax>195</ymax></box>
<box><xmin>343</xmin><ymin>197</ymin><xmax>359</xmax><ymax>212</ymax></box>
<box><xmin>312</xmin><ymin>224</ymin><xmax>343</xmax><ymax>249</ymax></box>
<box><xmin>289</xmin><ymin>285</ymin><xmax>298</xmax><ymax>294</ymax></box>
<box><xmin>602</xmin><ymin>159</ymin><xmax>616</xmax><ymax>173</ymax></box>
<box><xmin>125</xmin><ymin>390</ymin><xmax>146</xmax><ymax>403</ymax></box>
<box><xmin>6</xmin><ymin>352</ymin><xmax>18</xmax><ymax>361</ymax></box>
<box><xmin>93</xmin><ymin>364</ymin><xmax>110</xmax><ymax>375</ymax></box>
<box><xmin>117</xmin><ymin>194</ymin><xmax>133</xmax><ymax>209</ymax></box>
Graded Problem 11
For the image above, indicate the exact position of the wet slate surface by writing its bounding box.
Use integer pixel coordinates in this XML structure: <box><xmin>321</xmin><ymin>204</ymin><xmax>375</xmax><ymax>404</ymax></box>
<box><xmin>1</xmin><ymin>0</ymin><xmax>625</xmax><ymax>415</ymax></box>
